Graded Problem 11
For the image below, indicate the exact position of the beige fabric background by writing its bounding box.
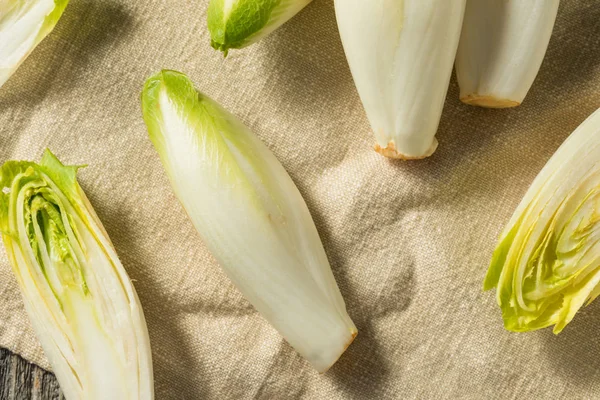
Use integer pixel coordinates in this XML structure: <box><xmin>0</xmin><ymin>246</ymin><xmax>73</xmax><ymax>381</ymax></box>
<box><xmin>1</xmin><ymin>0</ymin><xmax>600</xmax><ymax>398</ymax></box>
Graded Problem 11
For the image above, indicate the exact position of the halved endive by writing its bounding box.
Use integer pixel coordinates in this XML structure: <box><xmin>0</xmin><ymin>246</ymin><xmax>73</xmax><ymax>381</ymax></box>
<box><xmin>455</xmin><ymin>0</ymin><xmax>560</xmax><ymax>108</ymax></box>
<box><xmin>334</xmin><ymin>0</ymin><xmax>466</xmax><ymax>159</ymax></box>
<box><xmin>207</xmin><ymin>0</ymin><xmax>312</xmax><ymax>55</ymax></box>
<box><xmin>141</xmin><ymin>70</ymin><xmax>357</xmax><ymax>372</ymax></box>
<box><xmin>485</xmin><ymin>108</ymin><xmax>600</xmax><ymax>333</ymax></box>
<box><xmin>0</xmin><ymin>151</ymin><xmax>154</xmax><ymax>399</ymax></box>
<box><xmin>0</xmin><ymin>0</ymin><xmax>69</xmax><ymax>88</ymax></box>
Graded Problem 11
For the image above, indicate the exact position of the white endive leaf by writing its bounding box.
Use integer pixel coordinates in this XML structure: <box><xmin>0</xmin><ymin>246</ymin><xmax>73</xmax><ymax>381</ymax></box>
<box><xmin>0</xmin><ymin>0</ymin><xmax>69</xmax><ymax>88</ymax></box>
<box><xmin>455</xmin><ymin>0</ymin><xmax>560</xmax><ymax>108</ymax></box>
<box><xmin>207</xmin><ymin>0</ymin><xmax>312</xmax><ymax>55</ymax></box>
<box><xmin>334</xmin><ymin>0</ymin><xmax>466</xmax><ymax>159</ymax></box>
<box><xmin>141</xmin><ymin>70</ymin><xmax>357</xmax><ymax>373</ymax></box>
<box><xmin>0</xmin><ymin>151</ymin><xmax>154</xmax><ymax>399</ymax></box>
<box><xmin>485</xmin><ymin>108</ymin><xmax>600</xmax><ymax>334</ymax></box>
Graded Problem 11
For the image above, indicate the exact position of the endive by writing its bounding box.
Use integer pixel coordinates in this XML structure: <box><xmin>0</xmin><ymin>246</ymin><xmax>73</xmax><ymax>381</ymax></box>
<box><xmin>0</xmin><ymin>151</ymin><xmax>153</xmax><ymax>399</ymax></box>
<box><xmin>455</xmin><ymin>0</ymin><xmax>560</xmax><ymax>108</ymax></box>
<box><xmin>141</xmin><ymin>70</ymin><xmax>357</xmax><ymax>372</ymax></box>
<box><xmin>207</xmin><ymin>0</ymin><xmax>312</xmax><ymax>55</ymax></box>
<box><xmin>334</xmin><ymin>0</ymin><xmax>466</xmax><ymax>159</ymax></box>
<box><xmin>0</xmin><ymin>0</ymin><xmax>69</xmax><ymax>88</ymax></box>
<box><xmin>485</xmin><ymin>108</ymin><xmax>600</xmax><ymax>333</ymax></box>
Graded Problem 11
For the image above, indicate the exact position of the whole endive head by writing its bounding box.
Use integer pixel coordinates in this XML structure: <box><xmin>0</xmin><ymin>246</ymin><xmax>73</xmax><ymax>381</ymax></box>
<box><xmin>207</xmin><ymin>0</ymin><xmax>312</xmax><ymax>55</ymax></box>
<box><xmin>334</xmin><ymin>0</ymin><xmax>466</xmax><ymax>159</ymax></box>
<box><xmin>0</xmin><ymin>151</ymin><xmax>153</xmax><ymax>399</ymax></box>
<box><xmin>141</xmin><ymin>70</ymin><xmax>357</xmax><ymax>372</ymax></box>
<box><xmin>0</xmin><ymin>0</ymin><xmax>69</xmax><ymax>88</ymax></box>
<box><xmin>455</xmin><ymin>0</ymin><xmax>559</xmax><ymax>108</ymax></box>
<box><xmin>485</xmin><ymin>108</ymin><xmax>600</xmax><ymax>334</ymax></box>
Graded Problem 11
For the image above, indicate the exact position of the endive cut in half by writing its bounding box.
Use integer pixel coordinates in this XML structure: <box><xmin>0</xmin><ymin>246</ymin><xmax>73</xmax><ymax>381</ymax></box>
<box><xmin>334</xmin><ymin>0</ymin><xmax>466</xmax><ymax>159</ymax></box>
<box><xmin>485</xmin><ymin>108</ymin><xmax>600</xmax><ymax>334</ymax></box>
<box><xmin>207</xmin><ymin>0</ymin><xmax>312</xmax><ymax>55</ymax></box>
<box><xmin>0</xmin><ymin>151</ymin><xmax>154</xmax><ymax>399</ymax></box>
<box><xmin>141</xmin><ymin>70</ymin><xmax>357</xmax><ymax>372</ymax></box>
<box><xmin>0</xmin><ymin>0</ymin><xmax>69</xmax><ymax>88</ymax></box>
<box><xmin>455</xmin><ymin>0</ymin><xmax>560</xmax><ymax>108</ymax></box>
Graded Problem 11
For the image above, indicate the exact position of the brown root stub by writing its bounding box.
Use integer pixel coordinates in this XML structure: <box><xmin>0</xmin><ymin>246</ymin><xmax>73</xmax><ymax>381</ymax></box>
<box><xmin>374</xmin><ymin>140</ymin><xmax>438</xmax><ymax>160</ymax></box>
<box><xmin>320</xmin><ymin>330</ymin><xmax>359</xmax><ymax>374</ymax></box>
<box><xmin>460</xmin><ymin>94</ymin><xmax>521</xmax><ymax>108</ymax></box>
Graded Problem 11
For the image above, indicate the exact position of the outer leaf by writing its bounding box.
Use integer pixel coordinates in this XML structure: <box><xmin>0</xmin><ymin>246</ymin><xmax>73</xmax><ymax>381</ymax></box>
<box><xmin>0</xmin><ymin>0</ymin><xmax>69</xmax><ymax>88</ymax></box>
<box><xmin>141</xmin><ymin>70</ymin><xmax>357</xmax><ymax>372</ymax></box>
<box><xmin>485</xmin><ymin>108</ymin><xmax>600</xmax><ymax>334</ymax></box>
<box><xmin>0</xmin><ymin>150</ymin><xmax>153</xmax><ymax>399</ymax></box>
<box><xmin>207</xmin><ymin>0</ymin><xmax>312</xmax><ymax>55</ymax></box>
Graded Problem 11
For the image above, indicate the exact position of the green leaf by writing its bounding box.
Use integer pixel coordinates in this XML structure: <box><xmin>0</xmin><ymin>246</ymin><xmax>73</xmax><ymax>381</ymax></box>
<box><xmin>40</xmin><ymin>149</ymin><xmax>85</xmax><ymax>205</ymax></box>
<box><xmin>37</xmin><ymin>0</ymin><xmax>70</xmax><ymax>42</ymax></box>
<box><xmin>207</xmin><ymin>0</ymin><xmax>312</xmax><ymax>54</ymax></box>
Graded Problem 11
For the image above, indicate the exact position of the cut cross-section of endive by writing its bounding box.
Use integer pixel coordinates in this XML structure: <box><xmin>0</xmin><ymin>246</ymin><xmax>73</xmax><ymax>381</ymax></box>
<box><xmin>207</xmin><ymin>0</ymin><xmax>312</xmax><ymax>55</ymax></box>
<box><xmin>334</xmin><ymin>0</ymin><xmax>466</xmax><ymax>159</ymax></box>
<box><xmin>0</xmin><ymin>151</ymin><xmax>154</xmax><ymax>400</ymax></box>
<box><xmin>0</xmin><ymin>0</ymin><xmax>69</xmax><ymax>88</ymax></box>
<box><xmin>141</xmin><ymin>70</ymin><xmax>357</xmax><ymax>373</ymax></box>
<box><xmin>455</xmin><ymin>0</ymin><xmax>560</xmax><ymax>108</ymax></box>
<box><xmin>485</xmin><ymin>108</ymin><xmax>600</xmax><ymax>334</ymax></box>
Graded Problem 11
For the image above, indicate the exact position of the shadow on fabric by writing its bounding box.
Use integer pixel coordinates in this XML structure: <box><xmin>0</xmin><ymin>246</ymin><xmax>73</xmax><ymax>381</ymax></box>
<box><xmin>303</xmin><ymin>193</ymin><xmax>411</xmax><ymax>398</ymax></box>
<box><xmin>531</xmin><ymin>0</ymin><xmax>600</xmax><ymax>112</ymax></box>
<box><xmin>0</xmin><ymin>0</ymin><xmax>133</xmax><ymax>108</ymax></box>
<box><xmin>542</xmin><ymin>299</ymin><xmax>600</xmax><ymax>387</ymax></box>
<box><xmin>254</xmin><ymin>0</ymin><xmax>360</xmax><ymax>172</ymax></box>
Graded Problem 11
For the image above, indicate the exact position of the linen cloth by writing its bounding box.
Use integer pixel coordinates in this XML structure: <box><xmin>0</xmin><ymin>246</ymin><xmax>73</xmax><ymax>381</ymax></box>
<box><xmin>1</xmin><ymin>0</ymin><xmax>600</xmax><ymax>398</ymax></box>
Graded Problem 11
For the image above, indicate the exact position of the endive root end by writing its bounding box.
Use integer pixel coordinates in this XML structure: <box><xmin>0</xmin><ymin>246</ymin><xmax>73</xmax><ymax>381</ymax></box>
<box><xmin>320</xmin><ymin>329</ymin><xmax>358</xmax><ymax>374</ymax></box>
<box><xmin>374</xmin><ymin>140</ymin><xmax>438</xmax><ymax>160</ymax></box>
<box><xmin>460</xmin><ymin>95</ymin><xmax>520</xmax><ymax>109</ymax></box>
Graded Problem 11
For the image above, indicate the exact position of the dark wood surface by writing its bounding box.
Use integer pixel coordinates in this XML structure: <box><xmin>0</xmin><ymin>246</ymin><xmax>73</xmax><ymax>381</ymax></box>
<box><xmin>0</xmin><ymin>348</ymin><xmax>62</xmax><ymax>400</ymax></box>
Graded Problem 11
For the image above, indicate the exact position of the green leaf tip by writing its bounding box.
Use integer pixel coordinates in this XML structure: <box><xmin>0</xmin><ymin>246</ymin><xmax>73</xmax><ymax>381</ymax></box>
<box><xmin>206</xmin><ymin>0</ymin><xmax>312</xmax><ymax>53</ymax></box>
<box><xmin>210</xmin><ymin>39</ymin><xmax>230</xmax><ymax>57</ymax></box>
<box><xmin>141</xmin><ymin>70</ymin><xmax>206</xmax><ymax>148</ymax></box>
<box><xmin>142</xmin><ymin>70</ymin><xmax>199</xmax><ymax>106</ymax></box>
<box><xmin>41</xmin><ymin>148</ymin><xmax>84</xmax><ymax>184</ymax></box>
<box><xmin>0</xmin><ymin>161</ymin><xmax>33</xmax><ymax>236</ymax></box>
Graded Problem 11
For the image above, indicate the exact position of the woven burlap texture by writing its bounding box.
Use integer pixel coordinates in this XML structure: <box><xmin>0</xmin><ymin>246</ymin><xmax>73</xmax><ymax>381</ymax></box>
<box><xmin>1</xmin><ymin>0</ymin><xmax>600</xmax><ymax>398</ymax></box>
